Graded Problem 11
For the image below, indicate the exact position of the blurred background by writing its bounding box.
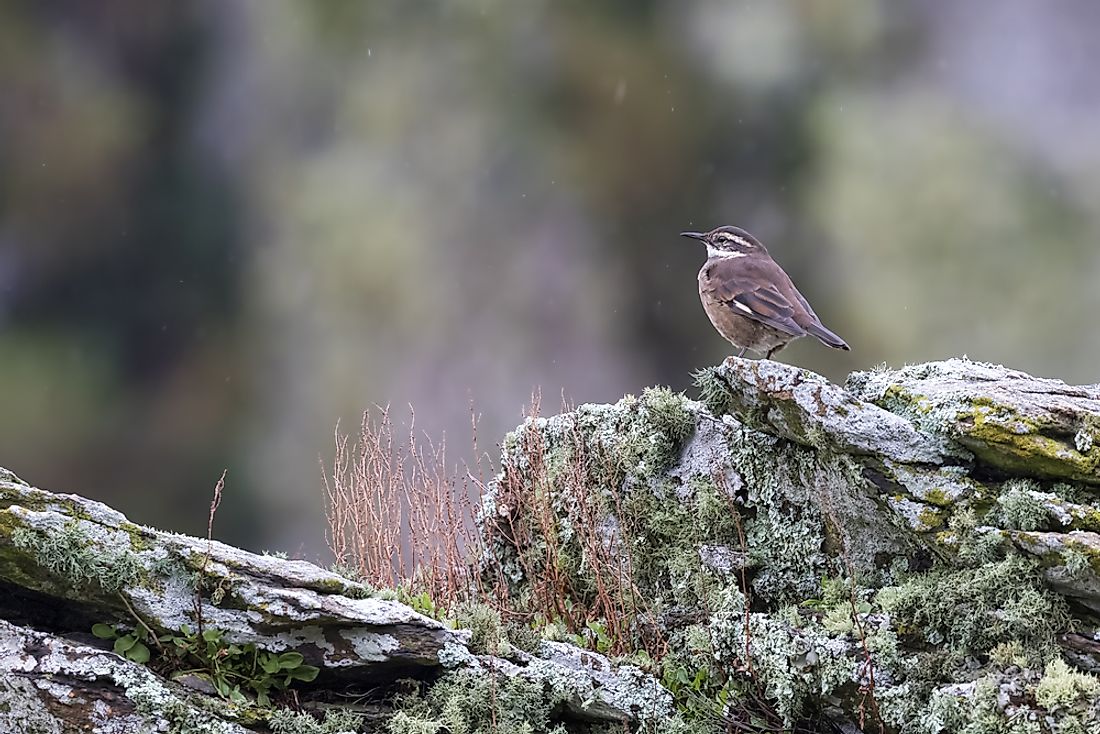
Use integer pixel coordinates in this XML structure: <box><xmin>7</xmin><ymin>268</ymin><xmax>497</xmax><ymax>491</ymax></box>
<box><xmin>3</xmin><ymin>0</ymin><xmax>1099</xmax><ymax>556</ymax></box>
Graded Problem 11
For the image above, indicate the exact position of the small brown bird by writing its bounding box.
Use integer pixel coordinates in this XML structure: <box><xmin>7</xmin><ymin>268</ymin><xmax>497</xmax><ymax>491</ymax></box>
<box><xmin>681</xmin><ymin>225</ymin><xmax>850</xmax><ymax>359</ymax></box>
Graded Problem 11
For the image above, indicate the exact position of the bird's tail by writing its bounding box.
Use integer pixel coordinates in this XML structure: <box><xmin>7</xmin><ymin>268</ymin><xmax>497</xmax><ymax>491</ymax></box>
<box><xmin>806</xmin><ymin>323</ymin><xmax>850</xmax><ymax>351</ymax></box>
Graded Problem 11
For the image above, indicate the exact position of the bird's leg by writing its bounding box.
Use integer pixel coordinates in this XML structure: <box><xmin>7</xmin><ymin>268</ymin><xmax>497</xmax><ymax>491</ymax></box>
<box><xmin>737</xmin><ymin>347</ymin><xmax>747</xmax><ymax>358</ymax></box>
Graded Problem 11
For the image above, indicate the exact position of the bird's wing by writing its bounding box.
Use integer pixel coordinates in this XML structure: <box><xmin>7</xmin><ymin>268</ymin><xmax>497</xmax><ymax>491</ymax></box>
<box><xmin>704</xmin><ymin>258</ymin><xmax>807</xmax><ymax>338</ymax></box>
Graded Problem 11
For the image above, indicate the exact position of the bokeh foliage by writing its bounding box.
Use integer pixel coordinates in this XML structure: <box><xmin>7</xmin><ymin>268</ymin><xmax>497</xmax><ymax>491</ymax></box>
<box><xmin>2</xmin><ymin>1</ymin><xmax>1098</xmax><ymax>549</ymax></box>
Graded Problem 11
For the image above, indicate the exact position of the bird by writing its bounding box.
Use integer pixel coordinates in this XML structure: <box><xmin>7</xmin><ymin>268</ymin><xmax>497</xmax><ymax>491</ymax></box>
<box><xmin>680</xmin><ymin>225</ymin><xmax>850</xmax><ymax>360</ymax></box>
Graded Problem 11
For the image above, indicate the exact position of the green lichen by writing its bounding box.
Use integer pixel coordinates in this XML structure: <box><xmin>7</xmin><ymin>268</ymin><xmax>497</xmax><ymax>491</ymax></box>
<box><xmin>876</xmin><ymin>555</ymin><xmax>1065</xmax><ymax>656</ymax></box>
<box><xmin>994</xmin><ymin>479</ymin><xmax>1050</xmax><ymax>531</ymax></box>
<box><xmin>451</xmin><ymin>602</ymin><xmax>504</xmax><ymax>657</ymax></box>
<box><xmin>709</xmin><ymin>593</ymin><xmax>854</xmax><ymax>725</ymax></box>
<box><xmin>880</xmin><ymin>660</ymin><xmax>1100</xmax><ymax>734</ymax></box>
<box><xmin>268</xmin><ymin>708</ymin><xmax>364</xmax><ymax>734</ymax></box>
<box><xmin>388</xmin><ymin>670</ymin><xmax>555</xmax><ymax>734</ymax></box>
<box><xmin>1035</xmin><ymin>659</ymin><xmax>1100</xmax><ymax>710</ymax></box>
<box><xmin>11</xmin><ymin>520</ymin><xmax>142</xmax><ymax>594</ymax></box>
<box><xmin>957</xmin><ymin>401</ymin><xmax>1099</xmax><ymax>484</ymax></box>
<box><xmin>691</xmin><ymin>366</ymin><xmax>736</xmax><ymax>417</ymax></box>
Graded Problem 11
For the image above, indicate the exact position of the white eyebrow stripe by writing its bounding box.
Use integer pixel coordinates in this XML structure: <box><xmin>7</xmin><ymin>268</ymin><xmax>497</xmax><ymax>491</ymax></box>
<box><xmin>706</xmin><ymin>245</ymin><xmax>748</xmax><ymax>259</ymax></box>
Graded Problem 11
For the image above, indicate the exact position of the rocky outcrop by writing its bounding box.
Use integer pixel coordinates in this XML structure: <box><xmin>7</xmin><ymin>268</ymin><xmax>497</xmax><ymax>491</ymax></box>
<box><xmin>0</xmin><ymin>468</ymin><xmax>670</xmax><ymax>733</ymax></box>
<box><xmin>2</xmin><ymin>357</ymin><xmax>1100</xmax><ymax>734</ymax></box>
<box><xmin>482</xmin><ymin>358</ymin><xmax>1100</xmax><ymax>733</ymax></box>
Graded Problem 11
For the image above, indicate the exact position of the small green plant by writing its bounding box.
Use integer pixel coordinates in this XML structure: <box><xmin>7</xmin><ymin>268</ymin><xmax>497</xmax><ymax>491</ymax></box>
<box><xmin>167</xmin><ymin>625</ymin><xmax>321</xmax><ymax>705</ymax></box>
<box><xmin>396</xmin><ymin>587</ymin><xmax>442</xmax><ymax>620</ymax></box>
<box><xmin>92</xmin><ymin>622</ymin><xmax>152</xmax><ymax>664</ymax></box>
<box><xmin>583</xmin><ymin>619</ymin><xmax>613</xmax><ymax>654</ymax></box>
<box><xmin>91</xmin><ymin>621</ymin><xmax>321</xmax><ymax>706</ymax></box>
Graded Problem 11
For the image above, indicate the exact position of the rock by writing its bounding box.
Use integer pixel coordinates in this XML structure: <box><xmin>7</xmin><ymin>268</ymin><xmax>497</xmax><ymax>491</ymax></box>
<box><xmin>0</xmin><ymin>618</ymin><xmax>251</xmax><ymax>734</ymax></box>
<box><xmin>484</xmin><ymin>358</ymin><xmax>1100</xmax><ymax>733</ymax></box>
<box><xmin>0</xmin><ymin>474</ymin><xmax>667</xmax><ymax>733</ymax></box>
<box><xmin>0</xmin><ymin>479</ymin><xmax>461</xmax><ymax>672</ymax></box>
<box><xmin>847</xmin><ymin>358</ymin><xmax>1100</xmax><ymax>485</ymax></box>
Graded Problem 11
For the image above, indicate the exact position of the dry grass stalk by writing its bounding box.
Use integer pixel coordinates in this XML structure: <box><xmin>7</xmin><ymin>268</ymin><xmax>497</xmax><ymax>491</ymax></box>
<box><xmin>324</xmin><ymin>392</ymin><xmax>662</xmax><ymax>658</ymax></box>
<box><xmin>322</xmin><ymin>407</ymin><xmax>483</xmax><ymax>610</ymax></box>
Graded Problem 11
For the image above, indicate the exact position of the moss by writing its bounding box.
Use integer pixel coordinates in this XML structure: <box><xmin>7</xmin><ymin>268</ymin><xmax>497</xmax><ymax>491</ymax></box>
<box><xmin>452</xmin><ymin>602</ymin><xmax>507</xmax><ymax>656</ymax></box>
<box><xmin>121</xmin><ymin>521</ymin><xmax>153</xmax><ymax>553</ymax></box>
<box><xmin>483</xmin><ymin>389</ymin><xmax>703</xmax><ymax>620</ymax></box>
<box><xmin>11</xmin><ymin>520</ymin><xmax>142</xmax><ymax>595</ymax></box>
<box><xmin>957</xmin><ymin>401</ymin><xmax>1099</xmax><ymax>483</ymax></box>
<box><xmin>617</xmin><ymin>476</ymin><xmax>745</xmax><ymax>610</ymax></box>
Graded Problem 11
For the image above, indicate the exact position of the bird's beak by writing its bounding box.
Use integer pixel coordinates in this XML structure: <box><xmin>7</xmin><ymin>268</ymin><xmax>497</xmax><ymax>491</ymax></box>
<box><xmin>680</xmin><ymin>231</ymin><xmax>707</xmax><ymax>242</ymax></box>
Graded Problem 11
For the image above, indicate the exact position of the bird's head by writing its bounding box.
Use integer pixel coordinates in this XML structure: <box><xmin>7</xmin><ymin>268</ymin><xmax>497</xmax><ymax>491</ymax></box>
<box><xmin>680</xmin><ymin>225</ymin><xmax>765</xmax><ymax>259</ymax></box>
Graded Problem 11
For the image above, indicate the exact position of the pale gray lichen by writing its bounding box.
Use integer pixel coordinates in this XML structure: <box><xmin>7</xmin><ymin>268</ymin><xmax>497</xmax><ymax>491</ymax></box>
<box><xmin>994</xmin><ymin>479</ymin><xmax>1051</xmax><ymax>531</ymax></box>
<box><xmin>887</xmin><ymin>496</ymin><xmax>944</xmax><ymax>532</ymax></box>
<box><xmin>268</xmin><ymin>708</ymin><xmax>364</xmax><ymax>734</ymax></box>
<box><xmin>524</xmin><ymin>645</ymin><xmax>673</xmax><ymax>723</ymax></box>
<box><xmin>0</xmin><ymin>677</ymin><xmax>65</xmax><ymax>734</ymax></box>
<box><xmin>1076</xmin><ymin>428</ymin><xmax>1094</xmax><ymax>454</ymax></box>
<box><xmin>10</xmin><ymin>515</ymin><xmax>143</xmax><ymax>594</ymax></box>
<box><xmin>438</xmin><ymin>641</ymin><xmax>476</xmax><ymax>669</ymax></box>
<box><xmin>709</xmin><ymin>597</ymin><xmax>856</xmax><ymax>724</ymax></box>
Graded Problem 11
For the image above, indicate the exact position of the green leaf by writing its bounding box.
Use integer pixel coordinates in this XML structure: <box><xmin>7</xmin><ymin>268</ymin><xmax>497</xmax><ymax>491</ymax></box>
<box><xmin>277</xmin><ymin>652</ymin><xmax>304</xmax><ymax>669</ymax></box>
<box><xmin>114</xmin><ymin>635</ymin><xmax>137</xmax><ymax>654</ymax></box>
<box><xmin>179</xmin><ymin>624</ymin><xmax>192</xmax><ymax>636</ymax></box>
<box><xmin>256</xmin><ymin>690</ymin><xmax>270</xmax><ymax>707</ymax></box>
<box><xmin>127</xmin><ymin>642</ymin><xmax>151</xmax><ymax>664</ymax></box>
<box><xmin>260</xmin><ymin>656</ymin><xmax>280</xmax><ymax>675</ymax></box>
<box><xmin>857</xmin><ymin>601</ymin><xmax>873</xmax><ymax>615</ymax></box>
<box><xmin>202</xmin><ymin>629</ymin><xmax>222</xmax><ymax>643</ymax></box>
<box><xmin>289</xmin><ymin>665</ymin><xmax>319</xmax><ymax>682</ymax></box>
<box><xmin>92</xmin><ymin>623</ymin><xmax>116</xmax><ymax>640</ymax></box>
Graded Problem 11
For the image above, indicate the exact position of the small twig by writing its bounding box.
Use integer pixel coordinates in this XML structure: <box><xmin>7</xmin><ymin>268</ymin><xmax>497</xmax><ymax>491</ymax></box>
<box><xmin>195</xmin><ymin>470</ymin><xmax>226</xmax><ymax>638</ymax></box>
<box><xmin>118</xmin><ymin>593</ymin><xmax>162</xmax><ymax>650</ymax></box>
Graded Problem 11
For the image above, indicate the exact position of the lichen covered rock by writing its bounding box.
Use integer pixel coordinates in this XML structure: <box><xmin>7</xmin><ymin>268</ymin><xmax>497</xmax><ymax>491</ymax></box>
<box><xmin>482</xmin><ymin>358</ymin><xmax>1100</xmax><ymax>733</ymax></box>
<box><xmin>0</xmin><ymin>473</ymin><xmax>666</xmax><ymax>733</ymax></box>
